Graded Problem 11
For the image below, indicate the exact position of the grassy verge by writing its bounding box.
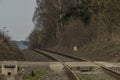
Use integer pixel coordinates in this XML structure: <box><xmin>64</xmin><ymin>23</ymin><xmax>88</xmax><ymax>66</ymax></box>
<box><xmin>0</xmin><ymin>75</ymin><xmax>6</xmax><ymax>80</ymax></box>
<box><xmin>28</xmin><ymin>70</ymin><xmax>47</xmax><ymax>80</ymax></box>
<box><xmin>80</xmin><ymin>75</ymin><xmax>96</xmax><ymax>80</ymax></box>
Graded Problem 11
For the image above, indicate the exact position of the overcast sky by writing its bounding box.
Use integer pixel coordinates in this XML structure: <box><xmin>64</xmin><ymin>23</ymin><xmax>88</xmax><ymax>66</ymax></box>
<box><xmin>0</xmin><ymin>0</ymin><xmax>36</xmax><ymax>41</ymax></box>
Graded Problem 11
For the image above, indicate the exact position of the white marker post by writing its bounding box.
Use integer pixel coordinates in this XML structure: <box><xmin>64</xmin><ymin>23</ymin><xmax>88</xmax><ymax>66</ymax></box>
<box><xmin>73</xmin><ymin>46</ymin><xmax>78</xmax><ymax>51</ymax></box>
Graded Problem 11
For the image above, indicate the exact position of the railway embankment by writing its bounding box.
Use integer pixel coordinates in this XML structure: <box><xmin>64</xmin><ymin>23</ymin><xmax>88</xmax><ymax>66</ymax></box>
<box><xmin>49</xmin><ymin>41</ymin><xmax>120</xmax><ymax>62</ymax></box>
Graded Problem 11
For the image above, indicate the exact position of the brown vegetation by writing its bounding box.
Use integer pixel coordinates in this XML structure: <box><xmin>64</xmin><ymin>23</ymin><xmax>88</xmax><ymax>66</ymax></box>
<box><xmin>0</xmin><ymin>33</ymin><xmax>23</xmax><ymax>61</ymax></box>
<box><xmin>29</xmin><ymin>0</ymin><xmax>120</xmax><ymax>61</ymax></box>
<box><xmin>29</xmin><ymin>0</ymin><xmax>120</xmax><ymax>48</ymax></box>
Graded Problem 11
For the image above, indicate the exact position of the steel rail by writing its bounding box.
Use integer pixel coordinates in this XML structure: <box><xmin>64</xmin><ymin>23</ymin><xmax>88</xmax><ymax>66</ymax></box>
<box><xmin>37</xmin><ymin>49</ymin><xmax>120</xmax><ymax>79</ymax></box>
<box><xmin>94</xmin><ymin>63</ymin><xmax>120</xmax><ymax>79</ymax></box>
<box><xmin>32</xmin><ymin>49</ymin><xmax>57</xmax><ymax>61</ymax></box>
<box><xmin>40</xmin><ymin>49</ymin><xmax>89</xmax><ymax>61</ymax></box>
<box><xmin>33</xmin><ymin>49</ymin><xmax>80</xmax><ymax>80</ymax></box>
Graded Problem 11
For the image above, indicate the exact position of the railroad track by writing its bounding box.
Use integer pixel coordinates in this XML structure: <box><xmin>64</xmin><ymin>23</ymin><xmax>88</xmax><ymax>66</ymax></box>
<box><xmin>33</xmin><ymin>49</ymin><xmax>80</xmax><ymax>80</ymax></box>
<box><xmin>33</xmin><ymin>49</ymin><xmax>86</xmax><ymax>62</ymax></box>
<box><xmin>94</xmin><ymin>63</ymin><xmax>120</xmax><ymax>80</ymax></box>
<box><xmin>41</xmin><ymin>49</ymin><xmax>88</xmax><ymax>61</ymax></box>
<box><xmin>33</xmin><ymin>49</ymin><xmax>120</xmax><ymax>80</ymax></box>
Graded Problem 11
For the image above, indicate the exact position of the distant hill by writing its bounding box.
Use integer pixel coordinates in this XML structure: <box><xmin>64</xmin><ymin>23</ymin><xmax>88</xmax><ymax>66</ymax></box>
<box><xmin>12</xmin><ymin>41</ymin><xmax>28</xmax><ymax>50</ymax></box>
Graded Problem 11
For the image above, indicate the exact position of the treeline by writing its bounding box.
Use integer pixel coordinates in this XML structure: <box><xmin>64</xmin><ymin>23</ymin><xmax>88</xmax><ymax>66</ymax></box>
<box><xmin>0</xmin><ymin>29</ymin><xmax>23</xmax><ymax>61</ymax></box>
<box><xmin>29</xmin><ymin>0</ymin><xmax>120</xmax><ymax>48</ymax></box>
<box><xmin>0</xmin><ymin>27</ymin><xmax>10</xmax><ymax>44</ymax></box>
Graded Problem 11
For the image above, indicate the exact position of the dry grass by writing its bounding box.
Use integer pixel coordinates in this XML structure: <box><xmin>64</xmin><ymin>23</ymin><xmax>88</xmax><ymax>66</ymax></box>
<box><xmin>0</xmin><ymin>33</ymin><xmax>24</xmax><ymax>61</ymax></box>
<box><xmin>50</xmin><ymin>41</ymin><xmax>120</xmax><ymax>62</ymax></box>
<box><xmin>71</xmin><ymin>41</ymin><xmax>120</xmax><ymax>62</ymax></box>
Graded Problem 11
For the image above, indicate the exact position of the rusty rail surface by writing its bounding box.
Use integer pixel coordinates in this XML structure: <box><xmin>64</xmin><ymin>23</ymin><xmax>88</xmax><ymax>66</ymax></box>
<box><xmin>33</xmin><ymin>49</ymin><xmax>80</xmax><ymax>80</ymax></box>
